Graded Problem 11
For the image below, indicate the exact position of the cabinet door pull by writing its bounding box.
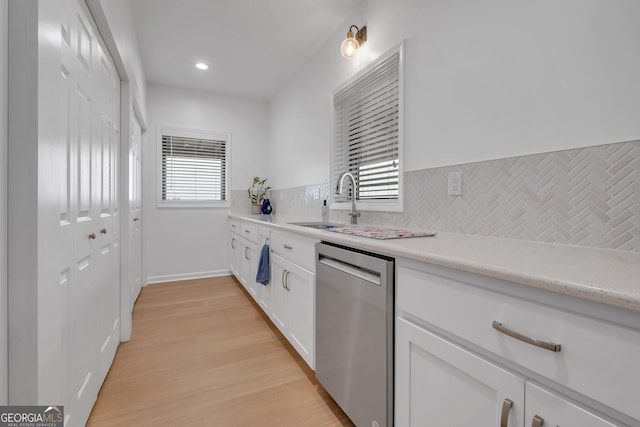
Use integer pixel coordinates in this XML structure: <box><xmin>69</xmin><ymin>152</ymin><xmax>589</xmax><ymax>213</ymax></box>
<box><xmin>245</xmin><ymin>229</ymin><xmax>251</xmax><ymax>234</ymax></box>
<box><xmin>101</xmin><ymin>228</ymin><xmax>107</xmax><ymax>234</ymax></box>
<box><xmin>492</xmin><ymin>321</ymin><xmax>561</xmax><ymax>352</ymax></box>
<box><xmin>531</xmin><ymin>415</ymin><xmax>544</xmax><ymax>427</ymax></box>
<box><xmin>88</xmin><ymin>233</ymin><xmax>97</xmax><ymax>240</ymax></box>
<box><xmin>500</xmin><ymin>398</ymin><xmax>513</xmax><ymax>427</ymax></box>
<box><xmin>282</xmin><ymin>270</ymin><xmax>287</xmax><ymax>289</ymax></box>
<box><xmin>244</xmin><ymin>247</ymin><xmax>249</xmax><ymax>260</ymax></box>
<box><xmin>283</xmin><ymin>244</ymin><xmax>293</xmax><ymax>250</ymax></box>
<box><xmin>231</xmin><ymin>238</ymin><xmax>236</xmax><ymax>249</ymax></box>
<box><xmin>285</xmin><ymin>271</ymin><xmax>291</xmax><ymax>291</ymax></box>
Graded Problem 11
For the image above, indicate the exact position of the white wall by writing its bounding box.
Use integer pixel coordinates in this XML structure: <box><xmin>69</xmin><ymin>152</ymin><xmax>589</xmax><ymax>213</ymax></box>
<box><xmin>0</xmin><ymin>0</ymin><xmax>8</xmax><ymax>405</ymax></box>
<box><xmin>269</xmin><ymin>0</ymin><xmax>640</xmax><ymax>189</ymax></box>
<box><xmin>143</xmin><ymin>84</ymin><xmax>269</xmax><ymax>283</ymax></box>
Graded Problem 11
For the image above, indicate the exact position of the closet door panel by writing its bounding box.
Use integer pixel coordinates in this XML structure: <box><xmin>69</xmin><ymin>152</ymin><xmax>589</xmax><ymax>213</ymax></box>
<box><xmin>59</xmin><ymin>0</ymin><xmax>121</xmax><ymax>423</ymax></box>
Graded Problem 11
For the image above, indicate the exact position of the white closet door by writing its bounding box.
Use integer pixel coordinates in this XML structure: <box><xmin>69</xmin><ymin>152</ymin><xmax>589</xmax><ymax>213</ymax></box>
<box><xmin>58</xmin><ymin>0</ymin><xmax>120</xmax><ymax>424</ymax></box>
<box><xmin>63</xmin><ymin>6</ymin><xmax>101</xmax><ymax>423</ymax></box>
<box><xmin>94</xmin><ymin>31</ymin><xmax>121</xmax><ymax>385</ymax></box>
<box><xmin>8</xmin><ymin>1</ymin><xmax>119</xmax><ymax>424</ymax></box>
<box><xmin>129</xmin><ymin>115</ymin><xmax>143</xmax><ymax>308</ymax></box>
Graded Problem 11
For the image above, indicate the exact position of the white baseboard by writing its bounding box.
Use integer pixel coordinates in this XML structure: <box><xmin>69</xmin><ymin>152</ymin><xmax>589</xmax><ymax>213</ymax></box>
<box><xmin>146</xmin><ymin>269</ymin><xmax>231</xmax><ymax>285</ymax></box>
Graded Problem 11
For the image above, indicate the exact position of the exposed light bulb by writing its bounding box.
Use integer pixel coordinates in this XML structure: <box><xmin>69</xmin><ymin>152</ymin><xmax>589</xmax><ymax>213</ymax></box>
<box><xmin>340</xmin><ymin>36</ymin><xmax>360</xmax><ymax>59</ymax></box>
<box><xmin>195</xmin><ymin>62</ymin><xmax>209</xmax><ymax>70</ymax></box>
<box><xmin>340</xmin><ymin>25</ymin><xmax>367</xmax><ymax>59</ymax></box>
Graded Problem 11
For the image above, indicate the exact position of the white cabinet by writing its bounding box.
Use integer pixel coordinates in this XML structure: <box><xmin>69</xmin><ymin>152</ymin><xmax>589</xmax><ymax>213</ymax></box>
<box><xmin>270</xmin><ymin>252</ymin><xmax>315</xmax><ymax>368</ymax></box>
<box><xmin>229</xmin><ymin>220</ymin><xmax>240</xmax><ymax>278</ymax></box>
<box><xmin>396</xmin><ymin>258</ymin><xmax>638</xmax><ymax>426</ymax></box>
<box><xmin>239</xmin><ymin>239</ymin><xmax>258</xmax><ymax>299</ymax></box>
<box><xmin>239</xmin><ymin>223</ymin><xmax>259</xmax><ymax>296</ymax></box>
<box><xmin>525</xmin><ymin>383</ymin><xmax>618</xmax><ymax>427</ymax></box>
<box><xmin>270</xmin><ymin>253</ymin><xmax>290</xmax><ymax>333</ymax></box>
<box><xmin>396</xmin><ymin>318</ymin><xmax>524</xmax><ymax>427</ymax></box>
<box><xmin>227</xmin><ymin>220</ymin><xmax>317</xmax><ymax>368</ymax></box>
<box><xmin>268</xmin><ymin>229</ymin><xmax>317</xmax><ymax>369</ymax></box>
<box><xmin>229</xmin><ymin>219</ymin><xmax>260</xmax><ymax>301</ymax></box>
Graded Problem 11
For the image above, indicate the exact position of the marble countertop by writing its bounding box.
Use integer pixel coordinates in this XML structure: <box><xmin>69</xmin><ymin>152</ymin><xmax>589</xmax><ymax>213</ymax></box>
<box><xmin>230</xmin><ymin>213</ymin><xmax>640</xmax><ymax>313</ymax></box>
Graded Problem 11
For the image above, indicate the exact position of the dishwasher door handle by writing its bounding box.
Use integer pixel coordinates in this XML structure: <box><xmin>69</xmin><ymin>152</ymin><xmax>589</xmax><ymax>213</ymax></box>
<box><xmin>319</xmin><ymin>255</ymin><xmax>381</xmax><ymax>285</ymax></box>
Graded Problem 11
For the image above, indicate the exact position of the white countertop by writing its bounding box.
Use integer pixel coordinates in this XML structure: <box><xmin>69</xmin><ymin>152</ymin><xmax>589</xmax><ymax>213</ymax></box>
<box><xmin>230</xmin><ymin>213</ymin><xmax>640</xmax><ymax>313</ymax></box>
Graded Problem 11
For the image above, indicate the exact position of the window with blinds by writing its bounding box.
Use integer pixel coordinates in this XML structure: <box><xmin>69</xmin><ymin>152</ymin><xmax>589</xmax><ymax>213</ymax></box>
<box><xmin>159</xmin><ymin>129</ymin><xmax>230</xmax><ymax>206</ymax></box>
<box><xmin>332</xmin><ymin>45</ymin><xmax>403</xmax><ymax>212</ymax></box>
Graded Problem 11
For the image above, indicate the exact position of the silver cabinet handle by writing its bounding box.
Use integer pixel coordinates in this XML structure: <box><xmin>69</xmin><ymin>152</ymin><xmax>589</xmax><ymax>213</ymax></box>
<box><xmin>283</xmin><ymin>244</ymin><xmax>293</xmax><ymax>250</ymax></box>
<box><xmin>281</xmin><ymin>269</ymin><xmax>287</xmax><ymax>289</ymax></box>
<box><xmin>245</xmin><ymin>229</ymin><xmax>251</xmax><ymax>234</ymax></box>
<box><xmin>531</xmin><ymin>415</ymin><xmax>544</xmax><ymax>427</ymax></box>
<box><xmin>231</xmin><ymin>238</ymin><xmax>236</xmax><ymax>249</ymax></box>
<box><xmin>500</xmin><ymin>398</ymin><xmax>513</xmax><ymax>427</ymax></box>
<box><xmin>244</xmin><ymin>247</ymin><xmax>249</xmax><ymax>260</ymax></box>
<box><xmin>285</xmin><ymin>271</ymin><xmax>291</xmax><ymax>291</ymax></box>
<box><xmin>492</xmin><ymin>321</ymin><xmax>561</xmax><ymax>352</ymax></box>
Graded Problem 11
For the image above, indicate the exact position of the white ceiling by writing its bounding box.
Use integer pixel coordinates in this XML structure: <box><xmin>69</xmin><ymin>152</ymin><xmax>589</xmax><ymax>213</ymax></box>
<box><xmin>130</xmin><ymin>0</ymin><xmax>364</xmax><ymax>100</ymax></box>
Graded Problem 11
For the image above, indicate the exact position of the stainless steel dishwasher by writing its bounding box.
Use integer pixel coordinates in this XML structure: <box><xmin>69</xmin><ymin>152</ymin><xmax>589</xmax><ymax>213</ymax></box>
<box><xmin>316</xmin><ymin>241</ymin><xmax>394</xmax><ymax>427</ymax></box>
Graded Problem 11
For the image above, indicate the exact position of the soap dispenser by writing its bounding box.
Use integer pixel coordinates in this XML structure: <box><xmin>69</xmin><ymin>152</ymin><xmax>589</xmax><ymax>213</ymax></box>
<box><xmin>321</xmin><ymin>199</ymin><xmax>329</xmax><ymax>222</ymax></box>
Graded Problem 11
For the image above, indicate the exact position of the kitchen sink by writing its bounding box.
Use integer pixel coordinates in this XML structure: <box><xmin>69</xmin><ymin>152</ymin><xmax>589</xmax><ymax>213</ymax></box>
<box><xmin>288</xmin><ymin>222</ymin><xmax>346</xmax><ymax>229</ymax></box>
<box><xmin>289</xmin><ymin>222</ymin><xmax>437</xmax><ymax>239</ymax></box>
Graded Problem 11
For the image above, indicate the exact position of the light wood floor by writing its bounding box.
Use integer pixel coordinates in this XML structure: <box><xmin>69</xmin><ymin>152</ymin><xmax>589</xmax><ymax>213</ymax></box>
<box><xmin>87</xmin><ymin>276</ymin><xmax>353</xmax><ymax>426</ymax></box>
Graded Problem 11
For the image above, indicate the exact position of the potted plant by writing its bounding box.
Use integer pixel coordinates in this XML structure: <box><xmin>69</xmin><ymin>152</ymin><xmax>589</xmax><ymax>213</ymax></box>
<box><xmin>248</xmin><ymin>177</ymin><xmax>271</xmax><ymax>214</ymax></box>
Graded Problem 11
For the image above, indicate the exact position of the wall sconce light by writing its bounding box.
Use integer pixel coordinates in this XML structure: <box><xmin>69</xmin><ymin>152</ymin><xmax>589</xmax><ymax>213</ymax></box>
<box><xmin>340</xmin><ymin>25</ymin><xmax>367</xmax><ymax>59</ymax></box>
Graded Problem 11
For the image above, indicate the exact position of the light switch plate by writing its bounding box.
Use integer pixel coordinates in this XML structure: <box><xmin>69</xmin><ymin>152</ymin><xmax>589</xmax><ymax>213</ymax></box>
<box><xmin>448</xmin><ymin>171</ymin><xmax>462</xmax><ymax>196</ymax></box>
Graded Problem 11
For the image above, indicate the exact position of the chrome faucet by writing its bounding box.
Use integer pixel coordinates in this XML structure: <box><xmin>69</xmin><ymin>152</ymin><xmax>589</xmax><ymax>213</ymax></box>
<box><xmin>336</xmin><ymin>172</ymin><xmax>361</xmax><ymax>225</ymax></box>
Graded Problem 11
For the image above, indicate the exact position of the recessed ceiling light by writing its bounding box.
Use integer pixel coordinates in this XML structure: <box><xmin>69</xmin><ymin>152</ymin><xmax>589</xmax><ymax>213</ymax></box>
<box><xmin>195</xmin><ymin>62</ymin><xmax>209</xmax><ymax>70</ymax></box>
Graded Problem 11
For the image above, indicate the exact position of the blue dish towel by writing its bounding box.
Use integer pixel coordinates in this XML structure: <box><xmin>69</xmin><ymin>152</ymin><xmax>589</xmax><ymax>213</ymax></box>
<box><xmin>256</xmin><ymin>244</ymin><xmax>270</xmax><ymax>285</ymax></box>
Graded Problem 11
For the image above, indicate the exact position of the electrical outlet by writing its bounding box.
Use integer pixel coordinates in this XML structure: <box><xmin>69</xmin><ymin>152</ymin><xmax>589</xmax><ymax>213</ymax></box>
<box><xmin>448</xmin><ymin>171</ymin><xmax>462</xmax><ymax>196</ymax></box>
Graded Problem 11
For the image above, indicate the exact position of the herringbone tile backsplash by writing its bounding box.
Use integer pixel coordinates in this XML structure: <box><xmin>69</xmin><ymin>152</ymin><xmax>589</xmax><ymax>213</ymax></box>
<box><xmin>235</xmin><ymin>140</ymin><xmax>640</xmax><ymax>251</ymax></box>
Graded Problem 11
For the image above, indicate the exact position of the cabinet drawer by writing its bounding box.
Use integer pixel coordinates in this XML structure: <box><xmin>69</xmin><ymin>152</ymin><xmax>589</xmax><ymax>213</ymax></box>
<box><xmin>240</xmin><ymin>222</ymin><xmax>259</xmax><ymax>244</ymax></box>
<box><xmin>270</xmin><ymin>230</ymin><xmax>317</xmax><ymax>272</ymax></box>
<box><xmin>229</xmin><ymin>219</ymin><xmax>240</xmax><ymax>235</ymax></box>
<box><xmin>396</xmin><ymin>317</ymin><xmax>525</xmax><ymax>427</ymax></box>
<box><xmin>397</xmin><ymin>260</ymin><xmax>640</xmax><ymax>422</ymax></box>
<box><xmin>525</xmin><ymin>382</ymin><xmax>619</xmax><ymax>427</ymax></box>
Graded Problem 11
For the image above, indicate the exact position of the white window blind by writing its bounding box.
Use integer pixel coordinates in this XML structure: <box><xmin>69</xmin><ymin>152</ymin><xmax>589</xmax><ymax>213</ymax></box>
<box><xmin>333</xmin><ymin>50</ymin><xmax>401</xmax><ymax>207</ymax></box>
<box><xmin>161</xmin><ymin>132</ymin><xmax>228</xmax><ymax>203</ymax></box>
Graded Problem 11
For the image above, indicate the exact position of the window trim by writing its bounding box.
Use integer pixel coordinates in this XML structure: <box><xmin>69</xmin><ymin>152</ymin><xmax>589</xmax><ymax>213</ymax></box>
<box><xmin>330</xmin><ymin>41</ymin><xmax>405</xmax><ymax>213</ymax></box>
<box><xmin>156</xmin><ymin>126</ymin><xmax>232</xmax><ymax>209</ymax></box>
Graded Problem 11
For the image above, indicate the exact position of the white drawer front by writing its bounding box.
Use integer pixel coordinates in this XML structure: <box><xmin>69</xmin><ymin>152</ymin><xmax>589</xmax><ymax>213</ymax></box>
<box><xmin>229</xmin><ymin>219</ymin><xmax>240</xmax><ymax>235</ymax></box>
<box><xmin>240</xmin><ymin>222</ymin><xmax>259</xmax><ymax>244</ymax></box>
<box><xmin>270</xmin><ymin>230</ymin><xmax>317</xmax><ymax>272</ymax></box>
<box><xmin>397</xmin><ymin>261</ymin><xmax>640</xmax><ymax>422</ymax></box>
<box><xmin>525</xmin><ymin>382</ymin><xmax>619</xmax><ymax>427</ymax></box>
